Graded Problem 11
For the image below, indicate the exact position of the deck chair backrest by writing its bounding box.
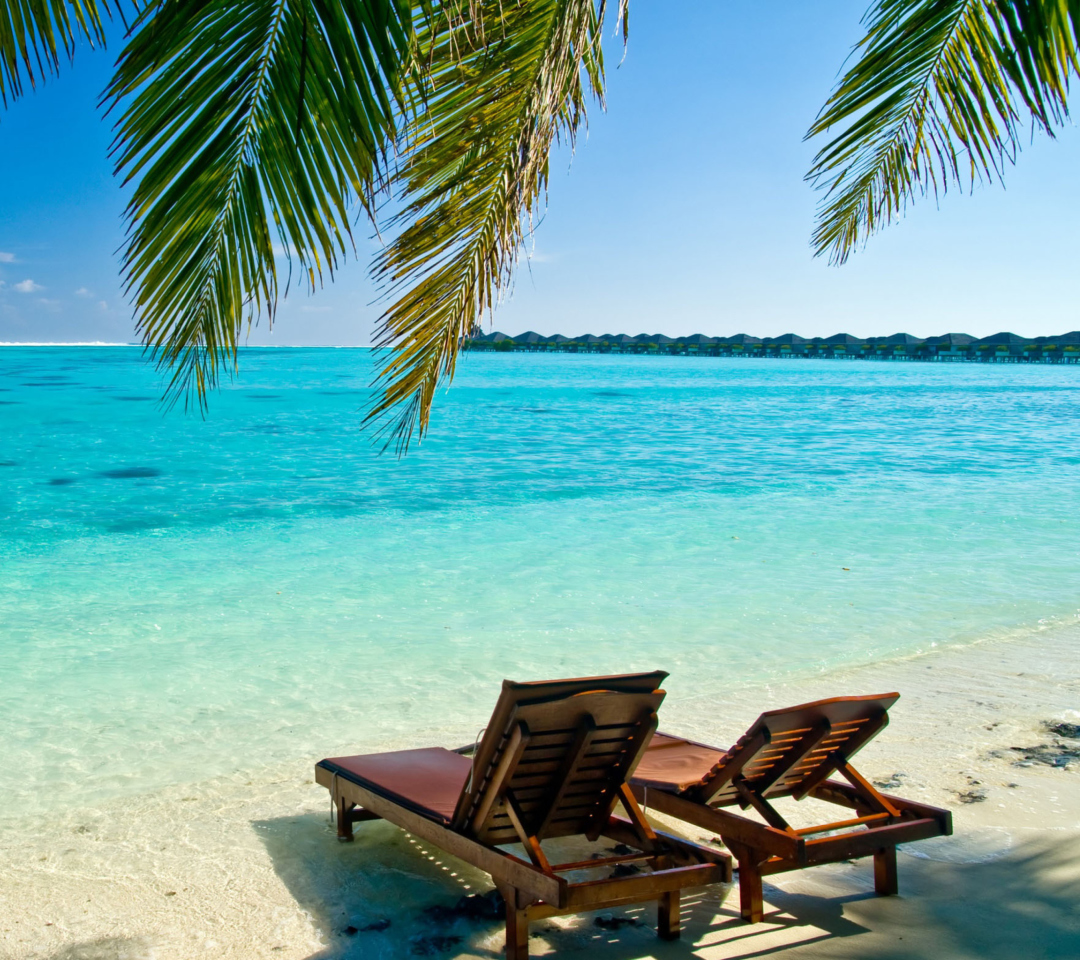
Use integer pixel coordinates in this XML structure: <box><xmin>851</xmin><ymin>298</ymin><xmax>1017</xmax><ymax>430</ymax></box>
<box><xmin>697</xmin><ymin>693</ymin><xmax>899</xmax><ymax>806</ymax></box>
<box><xmin>452</xmin><ymin>673</ymin><xmax>667</xmax><ymax>845</ymax></box>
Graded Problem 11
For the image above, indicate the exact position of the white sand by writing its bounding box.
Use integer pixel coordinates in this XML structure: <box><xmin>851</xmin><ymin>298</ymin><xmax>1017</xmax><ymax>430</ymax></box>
<box><xmin>3</xmin><ymin>624</ymin><xmax>1079</xmax><ymax>960</ymax></box>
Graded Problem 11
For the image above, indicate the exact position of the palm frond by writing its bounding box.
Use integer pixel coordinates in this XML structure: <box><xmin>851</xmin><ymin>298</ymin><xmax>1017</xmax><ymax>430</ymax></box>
<box><xmin>105</xmin><ymin>0</ymin><xmax>410</xmax><ymax>408</ymax></box>
<box><xmin>0</xmin><ymin>0</ymin><xmax>122</xmax><ymax>107</ymax></box>
<box><xmin>807</xmin><ymin>0</ymin><xmax>1080</xmax><ymax>264</ymax></box>
<box><xmin>367</xmin><ymin>0</ymin><xmax>618</xmax><ymax>452</ymax></box>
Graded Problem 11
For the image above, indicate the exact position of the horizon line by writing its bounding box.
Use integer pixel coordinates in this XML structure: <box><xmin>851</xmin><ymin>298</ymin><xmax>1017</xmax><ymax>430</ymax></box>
<box><xmin>0</xmin><ymin>342</ymin><xmax>379</xmax><ymax>348</ymax></box>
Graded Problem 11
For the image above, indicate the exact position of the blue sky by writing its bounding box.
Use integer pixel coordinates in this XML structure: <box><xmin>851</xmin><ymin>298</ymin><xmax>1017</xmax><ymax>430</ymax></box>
<box><xmin>1</xmin><ymin>0</ymin><xmax>1077</xmax><ymax>344</ymax></box>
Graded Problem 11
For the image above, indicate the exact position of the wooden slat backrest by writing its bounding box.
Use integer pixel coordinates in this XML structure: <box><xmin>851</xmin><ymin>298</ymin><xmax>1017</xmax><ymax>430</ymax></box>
<box><xmin>696</xmin><ymin>693</ymin><xmax>899</xmax><ymax>806</ymax></box>
<box><xmin>468</xmin><ymin>690</ymin><xmax>663</xmax><ymax>846</ymax></box>
<box><xmin>451</xmin><ymin>674</ymin><xmax>667</xmax><ymax>845</ymax></box>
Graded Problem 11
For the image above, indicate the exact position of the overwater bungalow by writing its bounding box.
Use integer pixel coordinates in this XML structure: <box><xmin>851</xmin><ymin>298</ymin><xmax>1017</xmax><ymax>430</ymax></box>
<box><xmin>683</xmin><ymin>334</ymin><xmax>717</xmax><ymax>355</ymax></box>
<box><xmin>924</xmin><ymin>333</ymin><xmax>975</xmax><ymax>360</ymax></box>
<box><xmin>720</xmin><ymin>334</ymin><xmax>763</xmax><ymax>357</ymax></box>
<box><xmin>973</xmin><ymin>332</ymin><xmax>1033</xmax><ymax>362</ymax></box>
<box><xmin>883</xmin><ymin>333</ymin><xmax>926</xmax><ymax>359</ymax></box>
<box><xmin>1033</xmin><ymin>331</ymin><xmax>1080</xmax><ymax>362</ymax></box>
<box><xmin>764</xmin><ymin>334</ymin><xmax>808</xmax><ymax>358</ymax></box>
<box><xmin>514</xmin><ymin>332</ymin><xmax>547</xmax><ymax>351</ymax></box>
<box><xmin>823</xmin><ymin>334</ymin><xmax>867</xmax><ymax>358</ymax></box>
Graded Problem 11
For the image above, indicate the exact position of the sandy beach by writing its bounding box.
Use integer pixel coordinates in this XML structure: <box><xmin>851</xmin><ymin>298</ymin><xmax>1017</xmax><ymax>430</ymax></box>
<box><xmin>2</xmin><ymin>623</ymin><xmax>1078</xmax><ymax>960</ymax></box>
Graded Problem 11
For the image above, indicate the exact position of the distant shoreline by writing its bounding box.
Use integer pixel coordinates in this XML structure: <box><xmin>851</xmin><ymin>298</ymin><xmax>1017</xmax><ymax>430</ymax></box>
<box><xmin>467</xmin><ymin>330</ymin><xmax>1080</xmax><ymax>363</ymax></box>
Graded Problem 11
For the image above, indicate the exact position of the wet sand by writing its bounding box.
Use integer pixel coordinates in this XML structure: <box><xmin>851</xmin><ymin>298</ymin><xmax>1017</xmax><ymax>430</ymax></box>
<box><xmin>3</xmin><ymin>624</ymin><xmax>1079</xmax><ymax>960</ymax></box>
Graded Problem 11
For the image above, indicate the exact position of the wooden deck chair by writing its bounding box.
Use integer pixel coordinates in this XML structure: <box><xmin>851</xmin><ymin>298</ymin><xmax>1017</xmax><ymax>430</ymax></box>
<box><xmin>316</xmin><ymin>672</ymin><xmax>730</xmax><ymax>958</ymax></box>
<box><xmin>629</xmin><ymin>693</ymin><xmax>952</xmax><ymax>923</ymax></box>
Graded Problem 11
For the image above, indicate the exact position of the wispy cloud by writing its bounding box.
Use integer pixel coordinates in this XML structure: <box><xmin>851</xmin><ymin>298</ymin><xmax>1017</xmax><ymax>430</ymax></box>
<box><xmin>0</xmin><ymin>252</ymin><xmax>15</xmax><ymax>263</ymax></box>
<box><xmin>36</xmin><ymin>298</ymin><xmax>62</xmax><ymax>311</ymax></box>
<box><xmin>75</xmin><ymin>287</ymin><xmax>93</xmax><ymax>297</ymax></box>
<box><xmin>98</xmin><ymin>300</ymin><xmax>108</xmax><ymax>310</ymax></box>
<box><xmin>14</xmin><ymin>279</ymin><xmax>43</xmax><ymax>293</ymax></box>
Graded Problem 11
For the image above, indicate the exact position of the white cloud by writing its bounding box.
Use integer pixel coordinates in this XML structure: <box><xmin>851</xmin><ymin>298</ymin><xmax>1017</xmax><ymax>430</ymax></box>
<box><xmin>0</xmin><ymin>252</ymin><xmax>15</xmax><ymax>263</ymax></box>
<box><xmin>14</xmin><ymin>279</ymin><xmax>43</xmax><ymax>293</ymax></box>
<box><xmin>75</xmin><ymin>287</ymin><xmax>92</xmax><ymax>297</ymax></box>
<box><xmin>36</xmin><ymin>298</ymin><xmax>62</xmax><ymax>311</ymax></box>
<box><xmin>98</xmin><ymin>301</ymin><xmax>108</xmax><ymax>310</ymax></box>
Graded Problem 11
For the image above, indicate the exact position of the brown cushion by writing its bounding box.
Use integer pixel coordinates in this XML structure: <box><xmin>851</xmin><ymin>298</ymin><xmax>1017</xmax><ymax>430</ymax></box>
<box><xmin>320</xmin><ymin>748</ymin><xmax>472</xmax><ymax>825</ymax></box>
<box><xmin>632</xmin><ymin>733</ymin><xmax>725</xmax><ymax>793</ymax></box>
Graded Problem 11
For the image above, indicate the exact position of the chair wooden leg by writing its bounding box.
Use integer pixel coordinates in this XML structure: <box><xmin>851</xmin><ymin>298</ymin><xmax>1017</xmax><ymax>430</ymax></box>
<box><xmin>874</xmin><ymin>846</ymin><xmax>898</xmax><ymax>896</ymax></box>
<box><xmin>658</xmin><ymin>890</ymin><xmax>680</xmax><ymax>940</ymax></box>
<box><xmin>504</xmin><ymin>889</ymin><xmax>529</xmax><ymax>960</ymax></box>
<box><xmin>336</xmin><ymin>799</ymin><xmax>355</xmax><ymax>842</ymax></box>
<box><xmin>727</xmin><ymin>842</ymin><xmax>764</xmax><ymax>923</ymax></box>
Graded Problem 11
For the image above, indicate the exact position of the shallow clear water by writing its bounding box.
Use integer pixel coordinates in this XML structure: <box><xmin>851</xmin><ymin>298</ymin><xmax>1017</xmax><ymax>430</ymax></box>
<box><xmin>2</xmin><ymin>347</ymin><xmax>1079</xmax><ymax>819</ymax></box>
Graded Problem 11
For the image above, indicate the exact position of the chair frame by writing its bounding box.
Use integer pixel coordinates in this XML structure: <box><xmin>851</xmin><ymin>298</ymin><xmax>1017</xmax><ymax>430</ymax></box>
<box><xmin>630</xmin><ymin>694</ymin><xmax>952</xmax><ymax>923</ymax></box>
<box><xmin>316</xmin><ymin>675</ymin><xmax>731</xmax><ymax>958</ymax></box>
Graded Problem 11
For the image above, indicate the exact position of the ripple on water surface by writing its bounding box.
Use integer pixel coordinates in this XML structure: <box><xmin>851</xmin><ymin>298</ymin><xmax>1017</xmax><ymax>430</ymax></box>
<box><xmin>1</xmin><ymin>347</ymin><xmax>1079</xmax><ymax>817</ymax></box>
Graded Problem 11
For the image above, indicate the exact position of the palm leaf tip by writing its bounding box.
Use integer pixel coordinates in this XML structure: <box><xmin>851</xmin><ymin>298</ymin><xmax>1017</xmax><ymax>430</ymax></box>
<box><xmin>365</xmin><ymin>0</ymin><xmax>618</xmax><ymax>454</ymax></box>
<box><xmin>805</xmin><ymin>0</ymin><xmax>1080</xmax><ymax>266</ymax></box>
<box><xmin>106</xmin><ymin>0</ymin><xmax>412</xmax><ymax>410</ymax></box>
<box><xmin>0</xmin><ymin>0</ymin><xmax>121</xmax><ymax>107</ymax></box>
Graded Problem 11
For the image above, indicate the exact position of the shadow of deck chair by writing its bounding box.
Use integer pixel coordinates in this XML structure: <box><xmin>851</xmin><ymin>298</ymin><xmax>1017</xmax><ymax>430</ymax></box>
<box><xmin>629</xmin><ymin>693</ymin><xmax>952</xmax><ymax>923</ymax></box>
<box><xmin>315</xmin><ymin>672</ymin><xmax>731</xmax><ymax>958</ymax></box>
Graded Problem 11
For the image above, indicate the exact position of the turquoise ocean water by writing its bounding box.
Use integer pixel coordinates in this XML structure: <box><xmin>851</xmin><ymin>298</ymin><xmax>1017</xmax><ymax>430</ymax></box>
<box><xmin>2</xmin><ymin>347</ymin><xmax>1079</xmax><ymax>820</ymax></box>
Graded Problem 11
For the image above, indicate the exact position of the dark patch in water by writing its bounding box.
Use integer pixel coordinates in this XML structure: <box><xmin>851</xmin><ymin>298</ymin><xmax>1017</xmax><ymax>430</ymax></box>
<box><xmin>102</xmin><ymin>515</ymin><xmax>175</xmax><ymax>532</ymax></box>
<box><xmin>48</xmin><ymin>477</ymin><xmax>79</xmax><ymax>486</ymax></box>
<box><xmin>591</xmin><ymin>390</ymin><xmax>631</xmax><ymax>398</ymax></box>
<box><xmin>113</xmin><ymin>395</ymin><xmax>155</xmax><ymax>402</ymax></box>
<box><xmin>523</xmin><ymin>407</ymin><xmax>551</xmax><ymax>413</ymax></box>
<box><xmin>0</xmin><ymin>400</ymin><xmax>21</xmax><ymax>405</ymax></box>
<box><xmin>97</xmin><ymin>467</ymin><xmax>163</xmax><ymax>479</ymax></box>
<box><xmin>0</xmin><ymin>460</ymin><xmax>18</xmax><ymax>466</ymax></box>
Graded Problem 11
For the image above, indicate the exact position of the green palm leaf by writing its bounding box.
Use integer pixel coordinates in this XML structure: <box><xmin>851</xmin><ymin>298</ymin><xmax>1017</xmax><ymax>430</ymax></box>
<box><xmin>367</xmin><ymin>0</ymin><xmax>618</xmax><ymax>452</ymax></box>
<box><xmin>1</xmin><ymin>0</ymin><xmax>122</xmax><ymax>106</ymax></box>
<box><xmin>807</xmin><ymin>0</ymin><xmax>1080</xmax><ymax>265</ymax></box>
<box><xmin>105</xmin><ymin>0</ymin><xmax>410</xmax><ymax>407</ymax></box>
